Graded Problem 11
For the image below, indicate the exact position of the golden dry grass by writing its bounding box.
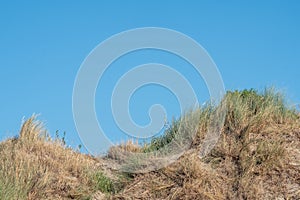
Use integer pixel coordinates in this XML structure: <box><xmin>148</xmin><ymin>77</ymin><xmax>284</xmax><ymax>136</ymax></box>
<box><xmin>0</xmin><ymin>89</ymin><xmax>300</xmax><ymax>199</ymax></box>
<box><xmin>0</xmin><ymin>115</ymin><xmax>112</xmax><ymax>200</ymax></box>
<box><xmin>110</xmin><ymin>89</ymin><xmax>300</xmax><ymax>199</ymax></box>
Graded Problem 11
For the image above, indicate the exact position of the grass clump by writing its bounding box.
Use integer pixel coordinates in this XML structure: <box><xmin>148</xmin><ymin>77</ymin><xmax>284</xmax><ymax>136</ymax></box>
<box><xmin>92</xmin><ymin>172</ymin><xmax>115</xmax><ymax>194</ymax></box>
<box><xmin>142</xmin><ymin>106</ymin><xmax>212</xmax><ymax>153</ymax></box>
<box><xmin>0</xmin><ymin>115</ymin><xmax>109</xmax><ymax>199</ymax></box>
<box><xmin>113</xmin><ymin>88</ymin><xmax>300</xmax><ymax>199</ymax></box>
<box><xmin>224</xmin><ymin>88</ymin><xmax>297</xmax><ymax>134</ymax></box>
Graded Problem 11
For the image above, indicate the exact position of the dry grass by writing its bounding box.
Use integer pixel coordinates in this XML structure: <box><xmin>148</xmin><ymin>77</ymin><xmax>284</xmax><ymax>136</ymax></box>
<box><xmin>113</xmin><ymin>153</ymin><xmax>228</xmax><ymax>200</ymax></box>
<box><xmin>0</xmin><ymin>115</ymin><xmax>114</xmax><ymax>200</ymax></box>
<box><xmin>0</xmin><ymin>89</ymin><xmax>300</xmax><ymax>199</ymax></box>
<box><xmin>110</xmin><ymin>89</ymin><xmax>300</xmax><ymax>199</ymax></box>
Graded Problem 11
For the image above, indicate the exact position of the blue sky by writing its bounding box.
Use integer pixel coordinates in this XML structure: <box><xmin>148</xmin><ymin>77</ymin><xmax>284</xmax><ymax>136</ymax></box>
<box><xmin>0</xmin><ymin>1</ymin><xmax>299</xmax><ymax>152</ymax></box>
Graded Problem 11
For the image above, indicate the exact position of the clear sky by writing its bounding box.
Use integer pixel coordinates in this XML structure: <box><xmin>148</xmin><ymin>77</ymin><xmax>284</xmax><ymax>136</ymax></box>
<box><xmin>0</xmin><ymin>1</ymin><xmax>299</xmax><ymax>152</ymax></box>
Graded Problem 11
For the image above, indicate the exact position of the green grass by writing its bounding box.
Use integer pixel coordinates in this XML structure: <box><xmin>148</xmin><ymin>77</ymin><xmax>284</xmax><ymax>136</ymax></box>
<box><xmin>143</xmin><ymin>88</ymin><xmax>297</xmax><ymax>153</ymax></box>
<box><xmin>92</xmin><ymin>171</ymin><xmax>115</xmax><ymax>194</ymax></box>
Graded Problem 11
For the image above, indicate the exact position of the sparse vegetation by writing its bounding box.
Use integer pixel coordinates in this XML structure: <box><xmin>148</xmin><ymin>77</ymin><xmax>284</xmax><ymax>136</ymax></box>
<box><xmin>0</xmin><ymin>88</ymin><xmax>299</xmax><ymax>199</ymax></box>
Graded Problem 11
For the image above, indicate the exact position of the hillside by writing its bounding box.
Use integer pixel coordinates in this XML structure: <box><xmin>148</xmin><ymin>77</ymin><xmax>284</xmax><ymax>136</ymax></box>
<box><xmin>0</xmin><ymin>89</ymin><xmax>299</xmax><ymax>199</ymax></box>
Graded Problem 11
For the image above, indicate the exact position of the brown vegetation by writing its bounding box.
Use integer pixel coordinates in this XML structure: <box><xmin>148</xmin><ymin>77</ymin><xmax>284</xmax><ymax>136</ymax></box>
<box><xmin>0</xmin><ymin>89</ymin><xmax>299</xmax><ymax>199</ymax></box>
